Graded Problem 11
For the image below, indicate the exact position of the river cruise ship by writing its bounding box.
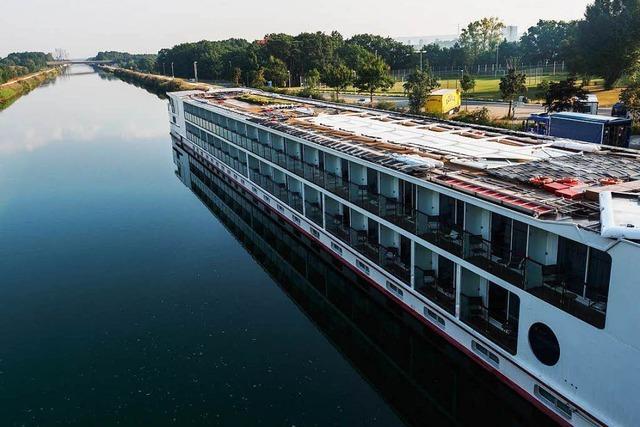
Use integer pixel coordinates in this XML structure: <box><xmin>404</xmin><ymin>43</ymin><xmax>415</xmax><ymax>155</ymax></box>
<box><xmin>167</xmin><ymin>88</ymin><xmax>640</xmax><ymax>427</ymax></box>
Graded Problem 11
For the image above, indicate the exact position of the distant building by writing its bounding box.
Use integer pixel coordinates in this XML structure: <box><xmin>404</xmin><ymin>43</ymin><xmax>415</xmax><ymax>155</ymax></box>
<box><xmin>504</xmin><ymin>26</ymin><xmax>518</xmax><ymax>43</ymax></box>
<box><xmin>394</xmin><ymin>35</ymin><xmax>458</xmax><ymax>50</ymax></box>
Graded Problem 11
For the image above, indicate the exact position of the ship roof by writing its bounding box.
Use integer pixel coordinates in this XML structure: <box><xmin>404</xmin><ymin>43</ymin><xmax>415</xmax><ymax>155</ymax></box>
<box><xmin>174</xmin><ymin>88</ymin><xmax>640</xmax><ymax>233</ymax></box>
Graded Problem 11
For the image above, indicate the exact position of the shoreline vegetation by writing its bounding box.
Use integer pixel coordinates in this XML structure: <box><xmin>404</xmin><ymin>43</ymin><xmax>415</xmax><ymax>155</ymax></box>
<box><xmin>103</xmin><ymin>65</ymin><xmax>524</xmax><ymax>131</ymax></box>
<box><xmin>0</xmin><ymin>67</ymin><xmax>63</xmax><ymax>111</ymax></box>
<box><xmin>98</xmin><ymin>66</ymin><xmax>210</xmax><ymax>96</ymax></box>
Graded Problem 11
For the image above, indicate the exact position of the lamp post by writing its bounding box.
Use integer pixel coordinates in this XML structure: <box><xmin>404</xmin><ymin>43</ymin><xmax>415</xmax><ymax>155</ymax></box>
<box><xmin>193</xmin><ymin>61</ymin><xmax>198</xmax><ymax>83</ymax></box>
<box><xmin>162</xmin><ymin>62</ymin><xmax>166</xmax><ymax>75</ymax></box>
<box><xmin>171</xmin><ymin>62</ymin><xmax>174</xmax><ymax>79</ymax></box>
<box><xmin>288</xmin><ymin>70</ymin><xmax>291</xmax><ymax>88</ymax></box>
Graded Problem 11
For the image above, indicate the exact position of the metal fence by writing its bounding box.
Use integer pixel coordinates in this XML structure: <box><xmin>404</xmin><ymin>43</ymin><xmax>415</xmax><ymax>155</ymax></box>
<box><xmin>391</xmin><ymin>61</ymin><xmax>566</xmax><ymax>82</ymax></box>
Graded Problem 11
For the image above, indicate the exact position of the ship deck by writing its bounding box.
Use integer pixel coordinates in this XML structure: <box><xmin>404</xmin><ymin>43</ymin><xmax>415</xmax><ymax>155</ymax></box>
<box><xmin>180</xmin><ymin>88</ymin><xmax>640</xmax><ymax>230</ymax></box>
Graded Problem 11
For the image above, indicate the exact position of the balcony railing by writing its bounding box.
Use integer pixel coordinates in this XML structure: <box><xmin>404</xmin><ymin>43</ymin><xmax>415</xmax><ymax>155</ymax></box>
<box><xmin>304</xmin><ymin>200</ymin><xmax>323</xmax><ymax>226</ymax></box>
<box><xmin>325</xmin><ymin>213</ymin><xmax>351</xmax><ymax>244</ymax></box>
<box><xmin>414</xmin><ymin>266</ymin><xmax>456</xmax><ymax>315</ymax></box>
<box><xmin>523</xmin><ymin>260</ymin><xmax>606</xmax><ymax>328</ymax></box>
<box><xmin>461</xmin><ymin>234</ymin><xmax>526</xmax><ymax>286</ymax></box>
<box><xmin>380</xmin><ymin>245</ymin><xmax>411</xmax><ymax>284</ymax></box>
<box><xmin>460</xmin><ymin>294</ymin><xmax>518</xmax><ymax>354</ymax></box>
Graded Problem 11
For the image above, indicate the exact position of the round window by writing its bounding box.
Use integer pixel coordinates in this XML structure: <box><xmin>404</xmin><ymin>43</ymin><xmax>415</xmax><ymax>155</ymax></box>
<box><xmin>528</xmin><ymin>323</ymin><xmax>560</xmax><ymax>366</ymax></box>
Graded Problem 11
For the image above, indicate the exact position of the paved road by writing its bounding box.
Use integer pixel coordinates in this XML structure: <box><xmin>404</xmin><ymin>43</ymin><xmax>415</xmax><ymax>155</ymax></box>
<box><xmin>339</xmin><ymin>93</ymin><xmax>613</xmax><ymax>119</ymax></box>
<box><xmin>0</xmin><ymin>67</ymin><xmax>59</xmax><ymax>87</ymax></box>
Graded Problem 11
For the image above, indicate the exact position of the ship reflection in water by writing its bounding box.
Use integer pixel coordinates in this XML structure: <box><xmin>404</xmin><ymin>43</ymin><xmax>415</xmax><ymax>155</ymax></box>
<box><xmin>172</xmin><ymin>140</ymin><xmax>555</xmax><ymax>427</ymax></box>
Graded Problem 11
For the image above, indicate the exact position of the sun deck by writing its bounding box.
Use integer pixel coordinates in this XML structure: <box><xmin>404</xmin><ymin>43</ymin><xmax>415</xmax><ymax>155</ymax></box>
<box><xmin>182</xmin><ymin>88</ymin><xmax>640</xmax><ymax>230</ymax></box>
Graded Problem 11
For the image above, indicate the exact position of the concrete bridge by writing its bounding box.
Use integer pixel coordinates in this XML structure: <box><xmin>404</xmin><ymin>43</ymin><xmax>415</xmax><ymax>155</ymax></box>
<box><xmin>47</xmin><ymin>59</ymin><xmax>115</xmax><ymax>65</ymax></box>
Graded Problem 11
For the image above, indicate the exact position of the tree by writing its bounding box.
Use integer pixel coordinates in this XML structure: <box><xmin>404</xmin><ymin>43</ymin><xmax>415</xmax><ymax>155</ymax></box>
<box><xmin>300</xmin><ymin>68</ymin><xmax>321</xmax><ymax>97</ymax></box>
<box><xmin>572</xmin><ymin>0</ymin><xmax>640</xmax><ymax>89</ymax></box>
<box><xmin>403</xmin><ymin>69</ymin><xmax>440</xmax><ymax>114</ymax></box>
<box><xmin>232</xmin><ymin>67</ymin><xmax>242</xmax><ymax>86</ymax></box>
<box><xmin>519</xmin><ymin>20</ymin><xmax>576</xmax><ymax>64</ymax></box>
<box><xmin>499</xmin><ymin>68</ymin><xmax>527</xmax><ymax>118</ymax></box>
<box><xmin>543</xmin><ymin>76</ymin><xmax>588</xmax><ymax>112</ymax></box>
<box><xmin>620</xmin><ymin>74</ymin><xmax>640</xmax><ymax>125</ymax></box>
<box><xmin>322</xmin><ymin>63</ymin><xmax>354</xmax><ymax>100</ymax></box>
<box><xmin>355</xmin><ymin>56</ymin><xmax>394</xmax><ymax>102</ymax></box>
<box><xmin>251</xmin><ymin>67</ymin><xmax>266</xmax><ymax>87</ymax></box>
<box><xmin>264</xmin><ymin>56</ymin><xmax>289</xmax><ymax>87</ymax></box>
<box><xmin>459</xmin><ymin>17</ymin><xmax>505</xmax><ymax>63</ymax></box>
<box><xmin>347</xmin><ymin>34</ymin><xmax>415</xmax><ymax>69</ymax></box>
<box><xmin>459</xmin><ymin>73</ymin><xmax>475</xmax><ymax>110</ymax></box>
<box><xmin>460</xmin><ymin>73</ymin><xmax>475</xmax><ymax>94</ymax></box>
<box><xmin>305</xmin><ymin>69</ymin><xmax>321</xmax><ymax>89</ymax></box>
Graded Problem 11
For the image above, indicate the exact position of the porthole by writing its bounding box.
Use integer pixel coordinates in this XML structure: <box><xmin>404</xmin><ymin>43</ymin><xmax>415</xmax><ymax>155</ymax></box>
<box><xmin>529</xmin><ymin>323</ymin><xmax>560</xmax><ymax>366</ymax></box>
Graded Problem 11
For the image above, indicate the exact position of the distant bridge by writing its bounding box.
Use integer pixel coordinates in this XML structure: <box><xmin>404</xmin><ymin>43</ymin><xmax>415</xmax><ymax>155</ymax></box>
<box><xmin>47</xmin><ymin>60</ymin><xmax>115</xmax><ymax>65</ymax></box>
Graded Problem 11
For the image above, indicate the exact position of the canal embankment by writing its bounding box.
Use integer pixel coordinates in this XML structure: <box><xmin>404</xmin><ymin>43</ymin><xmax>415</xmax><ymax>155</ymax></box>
<box><xmin>0</xmin><ymin>67</ymin><xmax>64</xmax><ymax>110</ymax></box>
<box><xmin>98</xmin><ymin>66</ymin><xmax>211</xmax><ymax>96</ymax></box>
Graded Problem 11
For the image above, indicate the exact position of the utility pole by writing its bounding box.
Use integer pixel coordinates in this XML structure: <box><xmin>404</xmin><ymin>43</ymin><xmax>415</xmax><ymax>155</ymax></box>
<box><xmin>420</xmin><ymin>51</ymin><xmax>423</xmax><ymax>72</ymax></box>
<box><xmin>171</xmin><ymin>62</ymin><xmax>174</xmax><ymax>79</ymax></box>
<box><xmin>495</xmin><ymin>44</ymin><xmax>499</xmax><ymax>77</ymax></box>
<box><xmin>193</xmin><ymin>61</ymin><xmax>198</xmax><ymax>83</ymax></box>
<box><xmin>162</xmin><ymin>62</ymin><xmax>166</xmax><ymax>75</ymax></box>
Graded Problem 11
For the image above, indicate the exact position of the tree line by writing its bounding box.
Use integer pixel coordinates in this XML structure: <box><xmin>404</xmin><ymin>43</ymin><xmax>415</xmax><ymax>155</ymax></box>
<box><xmin>98</xmin><ymin>0</ymin><xmax>639</xmax><ymax>92</ymax></box>
<box><xmin>93</xmin><ymin>51</ymin><xmax>156</xmax><ymax>73</ymax></box>
<box><xmin>0</xmin><ymin>52</ymin><xmax>54</xmax><ymax>84</ymax></box>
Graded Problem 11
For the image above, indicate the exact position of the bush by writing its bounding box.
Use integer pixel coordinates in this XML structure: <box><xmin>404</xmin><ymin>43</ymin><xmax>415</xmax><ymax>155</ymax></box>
<box><xmin>454</xmin><ymin>107</ymin><xmax>492</xmax><ymax>125</ymax></box>
<box><xmin>375</xmin><ymin>100</ymin><xmax>396</xmax><ymax>110</ymax></box>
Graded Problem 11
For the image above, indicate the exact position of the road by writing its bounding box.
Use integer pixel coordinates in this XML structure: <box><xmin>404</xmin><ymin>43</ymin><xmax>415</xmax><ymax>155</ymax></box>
<box><xmin>339</xmin><ymin>93</ymin><xmax>613</xmax><ymax>118</ymax></box>
<box><xmin>0</xmin><ymin>67</ymin><xmax>61</xmax><ymax>87</ymax></box>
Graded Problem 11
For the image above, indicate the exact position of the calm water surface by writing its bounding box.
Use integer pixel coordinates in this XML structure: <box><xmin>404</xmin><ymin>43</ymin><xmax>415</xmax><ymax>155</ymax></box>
<box><xmin>0</xmin><ymin>66</ymin><xmax>555</xmax><ymax>426</ymax></box>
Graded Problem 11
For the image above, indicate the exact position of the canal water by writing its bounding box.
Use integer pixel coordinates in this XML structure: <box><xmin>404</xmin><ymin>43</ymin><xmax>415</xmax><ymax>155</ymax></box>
<box><xmin>0</xmin><ymin>65</ymin><xmax>555</xmax><ymax>426</ymax></box>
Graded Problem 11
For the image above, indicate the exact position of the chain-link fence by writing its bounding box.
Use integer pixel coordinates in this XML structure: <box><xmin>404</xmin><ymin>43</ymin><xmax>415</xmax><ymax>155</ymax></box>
<box><xmin>391</xmin><ymin>61</ymin><xmax>566</xmax><ymax>82</ymax></box>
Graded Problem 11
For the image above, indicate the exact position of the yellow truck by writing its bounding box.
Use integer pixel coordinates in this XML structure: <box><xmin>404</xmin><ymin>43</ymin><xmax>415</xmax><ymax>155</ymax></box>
<box><xmin>425</xmin><ymin>89</ymin><xmax>461</xmax><ymax>115</ymax></box>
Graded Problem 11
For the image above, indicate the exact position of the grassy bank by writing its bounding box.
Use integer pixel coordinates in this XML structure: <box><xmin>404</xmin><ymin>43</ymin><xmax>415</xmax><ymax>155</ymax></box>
<box><xmin>99</xmin><ymin>66</ymin><xmax>210</xmax><ymax>95</ymax></box>
<box><xmin>0</xmin><ymin>68</ymin><xmax>62</xmax><ymax>111</ymax></box>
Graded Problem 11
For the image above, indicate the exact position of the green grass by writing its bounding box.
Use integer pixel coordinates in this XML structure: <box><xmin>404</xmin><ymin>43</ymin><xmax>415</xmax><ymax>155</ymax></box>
<box><xmin>0</xmin><ymin>69</ymin><xmax>61</xmax><ymax>110</ymax></box>
<box><xmin>317</xmin><ymin>73</ymin><xmax>571</xmax><ymax>100</ymax></box>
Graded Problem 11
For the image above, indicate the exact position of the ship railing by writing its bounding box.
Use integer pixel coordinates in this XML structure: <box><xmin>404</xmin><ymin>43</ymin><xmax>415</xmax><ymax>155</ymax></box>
<box><xmin>414</xmin><ymin>266</ymin><xmax>456</xmax><ymax>315</ymax></box>
<box><xmin>324</xmin><ymin>213</ymin><xmax>351</xmax><ymax>244</ymax></box>
<box><xmin>304</xmin><ymin>200</ymin><xmax>323</xmax><ymax>227</ymax></box>
<box><xmin>523</xmin><ymin>259</ymin><xmax>606</xmax><ymax>328</ymax></box>
<box><xmin>460</xmin><ymin>293</ymin><xmax>518</xmax><ymax>354</ymax></box>
<box><xmin>380</xmin><ymin>245</ymin><xmax>411</xmax><ymax>283</ymax></box>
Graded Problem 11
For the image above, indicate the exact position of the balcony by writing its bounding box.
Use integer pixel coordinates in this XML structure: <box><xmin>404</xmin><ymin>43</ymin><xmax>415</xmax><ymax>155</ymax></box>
<box><xmin>460</xmin><ymin>294</ymin><xmax>518</xmax><ymax>354</ymax></box>
<box><xmin>380</xmin><ymin>246</ymin><xmax>411</xmax><ymax>284</ymax></box>
<box><xmin>325</xmin><ymin>213</ymin><xmax>351</xmax><ymax>244</ymax></box>
<box><xmin>414</xmin><ymin>267</ymin><xmax>456</xmax><ymax>315</ymax></box>
<box><xmin>288</xmin><ymin>192</ymin><xmax>303</xmax><ymax>214</ymax></box>
<box><xmin>524</xmin><ymin>260</ymin><xmax>606</xmax><ymax>328</ymax></box>
<box><xmin>352</xmin><ymin>236</ymin><xmax>380</xmax><ymax>263</ymax></box>
<box><xmin>304</xmin><ymin>200</ymin><xmax>323</xmax><ymax>227</ymax></box>
<box><xmin>461</xmin><ymin>234</ymin><xmax>526</xmax><ymax>286</ymax></box>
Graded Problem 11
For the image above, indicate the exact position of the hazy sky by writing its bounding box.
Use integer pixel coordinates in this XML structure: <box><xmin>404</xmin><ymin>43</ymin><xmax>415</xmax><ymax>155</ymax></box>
<box><xmin>1</xmin><ymin>0</ymin><xmax>592</xmax><ymax>58</ymax></box>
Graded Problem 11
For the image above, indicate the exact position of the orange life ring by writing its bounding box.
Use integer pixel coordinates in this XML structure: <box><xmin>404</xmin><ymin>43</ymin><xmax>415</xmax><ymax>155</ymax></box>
<box><xmin>529</xmin><ymin>176</ymin><xmax>554</xmax><ymax>186</ymax></box>
<box><xmin>557</xmin><ymin>177</ymin><xmax>582</xmax><ymax>187</ymax></box>
<box><xmin>599</xmin><ymin>177</ymin><xmax>621</xmax><ymax>186</ymax></box>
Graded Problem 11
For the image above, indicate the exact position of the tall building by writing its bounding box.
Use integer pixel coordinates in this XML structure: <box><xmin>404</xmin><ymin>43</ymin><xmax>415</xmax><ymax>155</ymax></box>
<box><xmin>504</xmin><ymin>25</ymin><xmax>518</xmax><ymax>43</ymax></box>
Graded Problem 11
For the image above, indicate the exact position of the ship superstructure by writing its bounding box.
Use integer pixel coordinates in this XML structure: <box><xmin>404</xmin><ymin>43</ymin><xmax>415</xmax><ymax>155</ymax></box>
<box><xmin>168</xmin><ymin>88</ymin><xmax>640</xmax><ymax>427</ymax></box>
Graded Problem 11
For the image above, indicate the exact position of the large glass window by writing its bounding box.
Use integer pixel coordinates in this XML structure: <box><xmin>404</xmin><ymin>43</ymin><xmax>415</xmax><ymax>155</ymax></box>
<box><xmin>557</xmin><ymin>237</ymin><xmax>588</xmax><ymax>294</ymax></box>
<box><xmin>586</xmin><ymin>248</ymin><xmax>611</xmax><ymax>301</ymax></box>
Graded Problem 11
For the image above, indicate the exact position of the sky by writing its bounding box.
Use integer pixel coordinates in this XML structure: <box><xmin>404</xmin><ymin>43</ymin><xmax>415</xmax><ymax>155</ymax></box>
<box><xmin>1</xmin><ymin>0</ymin><xmax>592</xmax><ymax>58</ymax></box>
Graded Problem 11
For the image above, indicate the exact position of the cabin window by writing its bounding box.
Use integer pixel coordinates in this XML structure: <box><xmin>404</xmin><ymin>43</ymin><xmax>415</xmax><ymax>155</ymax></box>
<box><xmin>529</xmin><ymin>323</ymin><xmax>560</xmax><ymax>366</ymax></box>
<box><xmin>557</xmin><ymin>237</ymin><xmax>588</xmax><ymax>294</ymax></box>
<box><xmin>586</xmin><ymin>248</ymin><xmax>611</xmax><ymax>301</ymax></box>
